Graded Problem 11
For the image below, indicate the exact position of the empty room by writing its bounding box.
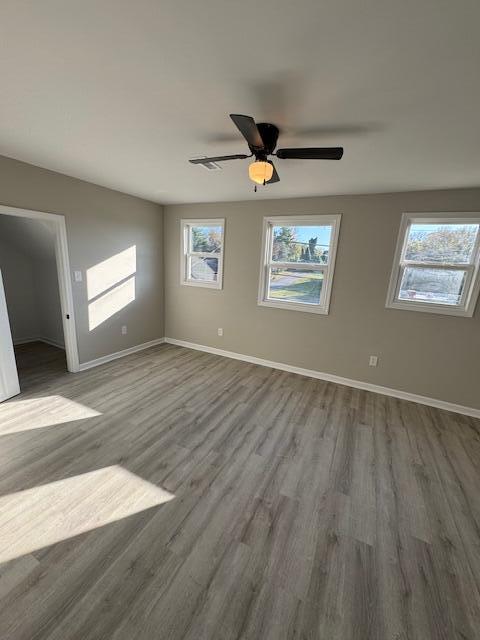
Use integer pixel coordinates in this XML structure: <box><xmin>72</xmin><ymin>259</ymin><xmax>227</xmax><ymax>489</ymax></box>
<box><xmin>0</xmin><ymin>1</ymin><xmax>479</xmax><ymax>639</ymax></box>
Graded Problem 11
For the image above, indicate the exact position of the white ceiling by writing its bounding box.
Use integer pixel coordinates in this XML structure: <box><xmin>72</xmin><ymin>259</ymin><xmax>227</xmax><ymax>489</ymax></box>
<box><xmin>0</xmin><ymin>0</ymin><xmax>479</xmax><ymax>204</ymax></box>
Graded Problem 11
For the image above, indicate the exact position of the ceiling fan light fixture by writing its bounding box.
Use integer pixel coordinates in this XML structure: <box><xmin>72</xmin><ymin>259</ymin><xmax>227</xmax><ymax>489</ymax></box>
<box><xmin>248</xmin><ymin>160</ymin><xmax>273</xmax><ymax>185</ymax></box>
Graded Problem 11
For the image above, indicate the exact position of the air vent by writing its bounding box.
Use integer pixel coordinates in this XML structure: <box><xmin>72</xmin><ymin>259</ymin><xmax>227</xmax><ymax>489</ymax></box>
<box><xmin>191</xmin><ymin>156</ymin><xmax>222</xmax><ymax>171</ymax></box>
<box><xmin>202</xmin><ymin>161</ymin><xmax>222</xmax><ymax>171</ymax></box>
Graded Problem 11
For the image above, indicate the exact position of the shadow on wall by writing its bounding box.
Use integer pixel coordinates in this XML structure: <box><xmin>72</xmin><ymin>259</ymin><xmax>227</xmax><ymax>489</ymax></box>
<box><xmin>86</xmin><ymin>246</ymin><xmax>136</xmax><ymax>331</ymax></box>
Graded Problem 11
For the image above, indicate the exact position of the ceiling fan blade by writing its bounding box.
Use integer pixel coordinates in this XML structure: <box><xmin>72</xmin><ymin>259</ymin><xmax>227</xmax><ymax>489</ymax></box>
<box><xmin>276</xmin><ymin>147</ymin><xmax>344</xmax><ymax>160</ymax></box>
<box><xmin>189</xmin><ymin>154</ymin><xmax>249</xmax><ymax>164</ymax></box>
<box><xmin>267</xmin><ymin>162</ymin><xmax>280</xmax><ymax>184</ymax></box>
<box><xmin>230</xmin><ymin>114</ymin><xmax>265</xmax><ymax>150</ymax></box>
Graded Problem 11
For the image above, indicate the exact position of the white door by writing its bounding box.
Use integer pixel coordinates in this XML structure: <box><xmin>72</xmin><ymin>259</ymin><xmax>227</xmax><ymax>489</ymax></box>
<box><xmin>0</xmin><ymin>270</ymin><xmax>20</xmax><ymax>402</ymax></box>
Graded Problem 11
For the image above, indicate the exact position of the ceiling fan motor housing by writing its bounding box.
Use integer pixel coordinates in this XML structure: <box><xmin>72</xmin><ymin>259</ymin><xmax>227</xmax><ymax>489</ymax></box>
<box><xmin>252</xmin><ymin>123</ymin><xmax>279</xmax><ymax>158</ymax></box>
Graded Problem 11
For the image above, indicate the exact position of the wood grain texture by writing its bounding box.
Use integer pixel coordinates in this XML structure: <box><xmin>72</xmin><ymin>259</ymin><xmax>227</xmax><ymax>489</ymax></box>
<box><xmin>0</xmin><ymin>341</ymin><xmax>479</xmax><ymax>639</ymax></box>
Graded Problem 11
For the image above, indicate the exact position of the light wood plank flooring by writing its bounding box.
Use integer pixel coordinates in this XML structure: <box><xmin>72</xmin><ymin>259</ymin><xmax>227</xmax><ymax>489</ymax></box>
<box><xmin>0</xmin><ymin>342</ymin><xmax>479</xmax><ymax>639</ymax></box>
<box><xmin>14</xmin><ymin>341</ymin><xmax>67</xmax><ymax>391</ymax></box>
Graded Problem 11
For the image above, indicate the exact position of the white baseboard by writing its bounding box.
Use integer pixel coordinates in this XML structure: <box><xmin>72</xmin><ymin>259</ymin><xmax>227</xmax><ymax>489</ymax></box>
<box><xmin>14</xmin><ymin>336</ymin><xmax>65</xmax><ymax>350</ymax></box>
<box><xmin>78</xmin><ymin>338</ymin><xmax>165</xmax><ymax>371</ymax></box>
<box><xmin>38</xmin><ymin>336</ymin><xmax>65</xmax><ymax>350</ymax></box>
<box><xmin>13</xmin><ymin>337</ymin><xmax>39</xmax><ymax>346</ymax></box>
<box><xmin>164</xmin><ymin>337</ymin><xmax>480</xmax><ymax>419</ymax></box>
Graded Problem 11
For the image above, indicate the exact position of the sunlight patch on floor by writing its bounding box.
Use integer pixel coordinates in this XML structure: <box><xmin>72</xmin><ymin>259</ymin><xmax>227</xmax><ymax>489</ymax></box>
<box><xmin>0</xmin><ymin>395</ymin><xmax>101</xmax><ymax>435</ymax></box>
<box><xmin>0</xmin><ymin>466</ymin><xmax>175</xmax><ymax>564</ymax></box>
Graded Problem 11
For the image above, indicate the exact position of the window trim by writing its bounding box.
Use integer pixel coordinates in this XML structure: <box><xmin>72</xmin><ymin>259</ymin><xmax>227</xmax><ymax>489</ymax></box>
<box><xmin>180</xmin><ymin>218</ymin><xmax>225</xmax><ymax>289</ymax></box>
<box><xmin>386</xmin><ymin>213</ymin><xmax>480</xmax><ymax>317</ymax></box>
<box><xmin>257</xmin><ymin>214</ymin><xmax>341</xmax><ymax>315</ymax></box>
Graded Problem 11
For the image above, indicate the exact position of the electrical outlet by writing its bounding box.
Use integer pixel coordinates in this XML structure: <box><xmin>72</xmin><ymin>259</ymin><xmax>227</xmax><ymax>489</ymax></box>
<box><xmin>217</xmin><ymin>328</ymin><xmax>223</xmax><ymax>337</ymax></box>
<box><xmin>121</xmin><ymin>325</ymin><xmax>127</xmax><ymax>335</ymax></box>
<box><xmin>369</xmin><ymin>355</ymin><xmax>378</xmax><ymax>367</ymax></box>
<box><xmin>74</xmin><ymin>270</ymin><xmax>83</xmax><ymax>282</ymax></box>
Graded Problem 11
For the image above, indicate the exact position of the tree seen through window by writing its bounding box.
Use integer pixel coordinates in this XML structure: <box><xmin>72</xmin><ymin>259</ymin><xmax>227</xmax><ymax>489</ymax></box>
<box><xmin>272</xmin><ymin>226</ymin><xmax>329</xmax><ymax>263</ymax></box>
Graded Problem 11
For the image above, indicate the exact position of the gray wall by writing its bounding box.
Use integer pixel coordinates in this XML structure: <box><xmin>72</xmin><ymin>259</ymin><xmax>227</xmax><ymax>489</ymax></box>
<box><xmin>34</xmin><ymin>255</ymin><xmax>64</xmax><ymax>347</ymax></box>
<box><xmin>0</xmin><ymin>155</ymin><xmax>164</xmax><ymax>364</ymax></box>
<box><xmin>0</xmin><ymin>216</ymin><xmax>65</xmax><ymax>347</ymax></box>
<box><xmin>164</xmin><ymin>189</ymin><xmax>480</xmax><ymax>410</ymax></box>
<box><xmin>0</xmin><ymin>240</ymin><xmax>39</xmax><ymax>342</ymax></box>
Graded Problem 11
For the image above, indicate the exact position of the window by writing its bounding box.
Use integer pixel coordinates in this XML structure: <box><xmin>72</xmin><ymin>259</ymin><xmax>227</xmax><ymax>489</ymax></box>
<box><xmin>258</xmin><ymin>215</ymin><xmax>341</xmax><ymax>314</ymax></box>
<box><xmin>386</xmin><ymin>214</ymin><xmax>480</xmax><ymax>316</ymax></box>
<box><xmin>181</xmin><ymin>219</ymin><xmax>225</xmax><ymax>289</ymax></box>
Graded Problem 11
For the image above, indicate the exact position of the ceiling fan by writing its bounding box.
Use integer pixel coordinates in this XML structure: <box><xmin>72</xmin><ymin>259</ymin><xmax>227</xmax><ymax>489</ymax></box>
<box><xmin>189</xmin><ymin>114</ymin><xmax>344</xmax><ymax>188</ymax></box>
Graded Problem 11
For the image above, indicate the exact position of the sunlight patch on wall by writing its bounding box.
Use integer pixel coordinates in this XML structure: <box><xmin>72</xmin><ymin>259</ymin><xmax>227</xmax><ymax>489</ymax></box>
<box><xmin>88</xmin><ymin>276</ymin><xmax>135</xmax><ymax>331</ymax></box>
<box><xmin>86</xmin><ymin>246</ymin><xmax>136</xmax><ymax>331</ymax></box>
<box><xmin>0</xmin><ymin>465</ymin><xmax>175</xmax><ymax>564</ymax></box>
<box><xmin>0</xmin><ymin>395</ymin><xmax>101</xmax><ymax>435</ymax></box>
<box><xmin>87</xmin><ymin>246</ymin><xmax>136</xmax><ymax>300</ymax></box>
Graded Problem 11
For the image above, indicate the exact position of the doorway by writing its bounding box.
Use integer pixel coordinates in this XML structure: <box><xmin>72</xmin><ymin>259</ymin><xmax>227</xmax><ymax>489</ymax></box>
<box><xmin>0</xmin><ymin>205</ymin><xmax>79</xmax><ymax>401</ymax></box>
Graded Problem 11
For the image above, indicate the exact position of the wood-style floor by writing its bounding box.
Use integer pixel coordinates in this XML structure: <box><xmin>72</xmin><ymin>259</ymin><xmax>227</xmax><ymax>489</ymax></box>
<box><xmin>0</xmin><ymin>341</ymin><xmax>479</xmax><ymax>639</ymax></box>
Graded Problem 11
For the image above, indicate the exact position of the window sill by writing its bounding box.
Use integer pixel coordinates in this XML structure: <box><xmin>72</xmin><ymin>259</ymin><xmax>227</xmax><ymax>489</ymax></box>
<box><xmin>258</xmin><ymin>298</ymin><xmax>329</xmax><ymax>315</ymax></box>
<box><xmin>181</xmin><ymin>280</ymin><xmax>223</xmax><ymax>290</ymax></box>
<box><xmin>386</xmin><ymin>299</ymin><xmax>473</xmax><ymax>317</ymax></box>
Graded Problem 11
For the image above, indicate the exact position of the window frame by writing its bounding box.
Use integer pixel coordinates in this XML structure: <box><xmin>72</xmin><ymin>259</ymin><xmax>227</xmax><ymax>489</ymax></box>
<box><xmin>180</xmin><ymin>218</ymin><xmax>225</xmax><ymax>290</ymax></box>
<box><xmin>386</xmin><ymin>213</ymin><xmax>480</xmax><ymax>317</ymax></box>
<box><xmin>257</xmin><ymin>214</ymin><xmax>341</xmax><ymax>315</ymax></box>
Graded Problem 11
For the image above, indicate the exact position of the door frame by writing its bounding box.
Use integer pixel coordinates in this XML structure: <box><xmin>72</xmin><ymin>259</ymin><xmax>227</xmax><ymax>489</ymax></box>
<box><xmin>0</xmin><ymin>268</ymin><xmax>20</xmax><ymax>400</ymax></box>
<box><xmin>0</xmin><ymin>204</ymin><xmax>80</xmax><ymax>373</ymax></box>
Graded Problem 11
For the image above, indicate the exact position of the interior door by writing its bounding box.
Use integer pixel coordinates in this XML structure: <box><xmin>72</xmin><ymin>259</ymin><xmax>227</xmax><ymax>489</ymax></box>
<box><xmin>0</xmin><ymin>269</ymin><xmax>20</xmax><ymax>402</ymax></box>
